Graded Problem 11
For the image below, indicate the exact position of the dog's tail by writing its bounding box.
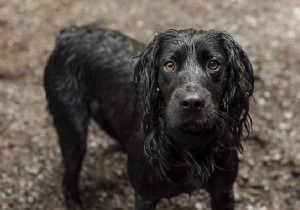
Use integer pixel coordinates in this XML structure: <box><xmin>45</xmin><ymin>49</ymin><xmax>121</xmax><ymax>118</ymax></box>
<box><xmin>43</xmin><ymin>26</ymin><xmax>90</xmax><ymax>117</ymax></box>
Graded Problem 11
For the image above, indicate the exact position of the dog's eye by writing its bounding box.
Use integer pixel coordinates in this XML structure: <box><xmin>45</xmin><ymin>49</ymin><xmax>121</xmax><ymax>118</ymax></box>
<box><xmin>163</xmin><ymin>61</ymin><xmax>176</xmax><ymax>72</ymax></box>
<box><xmin>208</xmin><ymin>60</ymin><xmax>220</xmax><ymax>71</ymax></box>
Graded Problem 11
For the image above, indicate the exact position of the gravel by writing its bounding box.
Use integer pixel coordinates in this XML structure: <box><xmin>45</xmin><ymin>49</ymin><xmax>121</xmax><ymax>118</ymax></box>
<box><xmin>1</xmin><ymin>0</ymin><xmax>300</xmax><ymax>209</ymax></box>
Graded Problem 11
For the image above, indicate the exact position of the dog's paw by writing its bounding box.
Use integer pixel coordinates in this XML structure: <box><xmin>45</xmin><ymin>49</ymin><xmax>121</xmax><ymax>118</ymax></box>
<box><xmin>66</xmin><ymin>198</ymin><xmax>83</xmax><ymax>210</ymax></box>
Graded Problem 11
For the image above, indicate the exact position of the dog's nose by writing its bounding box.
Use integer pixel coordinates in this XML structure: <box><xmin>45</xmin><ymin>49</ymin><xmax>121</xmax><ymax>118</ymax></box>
<box><xmin>179</xmin><ymin>93</ymin><xmax>205</xmax><ymax>110</ymax></box>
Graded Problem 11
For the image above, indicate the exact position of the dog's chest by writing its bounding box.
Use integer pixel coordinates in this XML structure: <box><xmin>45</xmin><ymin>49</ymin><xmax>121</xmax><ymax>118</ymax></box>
<box><xmin>130</xmin><ymin>164</ymin><xmax>202</xmax><ymax>200</ymax></box>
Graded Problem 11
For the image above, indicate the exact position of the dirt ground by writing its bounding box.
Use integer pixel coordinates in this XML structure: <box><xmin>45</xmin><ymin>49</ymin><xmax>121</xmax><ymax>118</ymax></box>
<box><xmin>1</xmin><ymin>0</ymin><xmax>300</xmax><ymax>209</ymax></box>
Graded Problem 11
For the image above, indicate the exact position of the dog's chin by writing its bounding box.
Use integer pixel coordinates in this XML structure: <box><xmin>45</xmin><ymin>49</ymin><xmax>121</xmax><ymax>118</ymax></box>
<box><xmin>176</xmin><ymin>119</ymin><xmax>216</xmax><ymax>133</ymax></box>
<box><xmin>166</xmin><ymin>121</ymin><xmax>216</xmax><ymax>148</ymax></box>
<box><xmin>165</xmin><ymin>108</ymin><xmax>217</xmax><ymax>134</ymax></box>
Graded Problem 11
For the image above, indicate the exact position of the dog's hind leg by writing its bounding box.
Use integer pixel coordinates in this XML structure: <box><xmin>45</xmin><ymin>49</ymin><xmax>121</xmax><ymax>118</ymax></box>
<box><xmin>45</xmin><ymin>77</ymin><xmax>90</xmax><ymax>210</ymax></box>
<box><xmin>53</xmin><ymin>108</ymin><xmax>89</xmax><ymax>210</ymax></box>
<box><xmin>135</xmin><ymin>194</ymin><xmax>158</xmax><ymax>210</ymax></box>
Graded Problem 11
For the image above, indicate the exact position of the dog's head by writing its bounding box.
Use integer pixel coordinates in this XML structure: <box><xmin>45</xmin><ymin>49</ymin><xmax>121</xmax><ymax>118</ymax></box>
<box><xmin>134</xmin><ymin>29</ymin><xmax>254</xmax><ymax>158</ymax></box>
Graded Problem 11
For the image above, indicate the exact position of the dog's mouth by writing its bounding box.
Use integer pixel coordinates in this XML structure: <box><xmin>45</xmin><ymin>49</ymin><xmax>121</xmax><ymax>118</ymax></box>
<box><xmin>166</xmin><ymin>123</ymin><xmax>215</xmax><ymax>147</ymax></box>
<box><xmin>165</xmin><ymin>120</ymin><xmax>212</xmax><ymax>138</ymax></box>
<box><xmin>170</xmin><ymin>117</ymin><xmax>216</xmax><ymax>133</ymax></box>
<box><xmin>177</xmin><ymin>121</ymin><xmax>204</xmax><ymax>134</ymax></box>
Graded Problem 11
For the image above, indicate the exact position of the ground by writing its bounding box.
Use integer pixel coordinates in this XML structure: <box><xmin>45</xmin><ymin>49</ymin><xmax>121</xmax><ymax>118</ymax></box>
<box><xmin>1</xmin><ymin>0</ymin><xmax>300</xmax><ymax>209</ymax></box>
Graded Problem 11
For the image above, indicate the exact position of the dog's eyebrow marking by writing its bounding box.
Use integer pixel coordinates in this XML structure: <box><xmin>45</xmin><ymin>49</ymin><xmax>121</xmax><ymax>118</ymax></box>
<box><xmin>172</xmin><ymin>47</ymin><xmax>188</xmax><ymax>64</ymax></box>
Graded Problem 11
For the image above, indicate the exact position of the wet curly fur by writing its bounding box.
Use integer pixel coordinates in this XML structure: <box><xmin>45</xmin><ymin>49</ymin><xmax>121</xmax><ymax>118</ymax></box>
<box><xmin>44</xmin><ymin>25</ymin><xmax>254</xmax><ymax>210</ymax></box>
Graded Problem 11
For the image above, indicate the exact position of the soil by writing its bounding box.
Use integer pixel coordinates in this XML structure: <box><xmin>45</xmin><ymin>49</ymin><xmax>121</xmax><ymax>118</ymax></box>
<box><xmin>1</xmin><ymin>0</ymin><xmax>300</xmax><ymax>210</ymax></box>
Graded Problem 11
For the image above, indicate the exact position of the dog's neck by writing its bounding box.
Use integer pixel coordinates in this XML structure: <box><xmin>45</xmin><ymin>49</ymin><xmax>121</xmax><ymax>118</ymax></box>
<box><xmin>150</xmin><ymin>128</ymin><xmax>225</xmax><ymax>186</ymax></box>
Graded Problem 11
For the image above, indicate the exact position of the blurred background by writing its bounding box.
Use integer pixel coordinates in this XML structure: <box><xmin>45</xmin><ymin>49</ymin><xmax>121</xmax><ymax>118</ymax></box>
<box><xmin>0</xmin><ymin>0</ymin><xmax>299</xmax><ymax>209</ymax></box>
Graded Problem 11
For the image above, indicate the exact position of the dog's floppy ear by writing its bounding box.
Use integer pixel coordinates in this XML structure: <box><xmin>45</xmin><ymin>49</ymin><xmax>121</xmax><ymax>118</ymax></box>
<box><xmin>220</xmin><ymin>32</ymin><xmax>254</xmax><ymax>150</ymax></box>
<box><xmin>134</xmin><ymin>33</ymin><xmax>164</xmax><ymax>157</ymax></box>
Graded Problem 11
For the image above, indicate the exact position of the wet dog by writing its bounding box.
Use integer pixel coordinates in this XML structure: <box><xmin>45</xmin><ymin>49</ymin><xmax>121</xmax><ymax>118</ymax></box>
<box><xmin>44</xmin><ymin>25</ymin><xmax>254</xmax><ymax>210</ymax></box>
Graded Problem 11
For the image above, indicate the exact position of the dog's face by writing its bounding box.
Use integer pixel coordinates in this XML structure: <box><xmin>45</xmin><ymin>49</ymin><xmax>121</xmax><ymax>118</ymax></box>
<box><xmin>134</xmin><ymin>29</ymin><xmax>254</xmax><ymax>152</ymax></box>
<box><xmin>157</xmin><ymin>30</ymin><xmax>228</xmax><ymax>133</ymax></box>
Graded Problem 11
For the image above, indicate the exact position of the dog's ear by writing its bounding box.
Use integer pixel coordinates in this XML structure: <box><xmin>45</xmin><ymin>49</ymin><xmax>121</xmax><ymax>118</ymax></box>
<box><xmin>133</xmin><ymin>33</ymin><xmax>164</xmax><ymax>157</ymax></box>
<box><xmin>220</xmin><ymin>32</ymin><xmax>254</xmax><ymax>150</ymax></box>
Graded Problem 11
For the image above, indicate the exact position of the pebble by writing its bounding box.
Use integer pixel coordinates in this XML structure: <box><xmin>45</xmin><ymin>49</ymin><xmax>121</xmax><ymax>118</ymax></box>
<box><xmin>263</xmin><ymin>91</ymin><xmax>271</xmax><ymax>98</ymax></box>
<box><xmin>2</xmin><ymin>204</ymin><xmax>8</xmax><ymax>210</ymax></box>
<box><xmin>293</xmin><ymin>7</ymin><xmax>300</xmax><ymax>18</ymax></box>
<box><xmin>9</xmin><ymin>120</ymin><xmax>25</xmax><ymax>131</ymax></box>
<box><xmin>240</xmin><ymin>169</ymin><xmax>250</xmax><ymax>180</ymax></box>
<box><xmin>245</xmin><ymin>15</ymin><xmax>259</xmax><ymax>27</ymax></box>
<box><xmin>279</xmin><ymin>122</ymin><xmax>290</xmax><ymax>130</ymax></box>
<box><xmin>136</xmin><ymin>20</ymin><xmax>144</xmax><ymax>28</ymax></box>
<box><xmin>195</xmin><ymin>202</ymin><xmax>204</xmax><ymax>210</ymax></box>
<box><xmin>90</xmin><ymin>141</ymin><xmax>97</xmax><ymax>148</ymax></box>
<box><xmin>257</xmin><ymin>98</ymin><xmax>266</xmax><ymax>106</ymax></box>
<box><xmin>272</xmin><ymin>153</ymin><xmax>282</xmax><ymax>161</ymax></box>
<box><xmin>283</xmin><ymin>111</ymin><xmax>293</xmax><ymax>119</ymax></box>
<box><xmin>246</xmin><ymin>204</ymin><xmax>255</xmax><ymax>210</ymax></box>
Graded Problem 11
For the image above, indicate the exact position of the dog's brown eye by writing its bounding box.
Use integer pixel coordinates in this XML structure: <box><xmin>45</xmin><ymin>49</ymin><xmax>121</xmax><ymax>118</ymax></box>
<box><xmin>208</xmin><ymin>60</ymin><xmax>220</xmax><ymax>71</ymax></box>
<box><xmin>163</xmin><ymin>61</ymin><xmax>176</xmax><ymax>72</ymax></box>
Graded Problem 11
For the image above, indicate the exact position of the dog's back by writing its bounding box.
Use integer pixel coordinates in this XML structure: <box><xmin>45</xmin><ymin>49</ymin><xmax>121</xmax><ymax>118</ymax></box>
<box><xmin>44</xmin><ymin>26</ymin><xmax>144</xmax><ymax>144</ymax></box>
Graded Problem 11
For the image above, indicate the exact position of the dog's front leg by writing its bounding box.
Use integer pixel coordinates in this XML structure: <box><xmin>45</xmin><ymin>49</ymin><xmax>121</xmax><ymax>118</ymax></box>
<box><xmin>210</xmin><ymin>188</ymin><xmax>235</xmax><ymax>210</ymax></box>
<box><xmin>135</xmin><ymin>194</ymin><xmax>158</xmax><ymax>210</ymax></box>
<box><xmin>206</xmin><ymin>150</ymin><xmax>238</xmax><ymax>210</ymax></box>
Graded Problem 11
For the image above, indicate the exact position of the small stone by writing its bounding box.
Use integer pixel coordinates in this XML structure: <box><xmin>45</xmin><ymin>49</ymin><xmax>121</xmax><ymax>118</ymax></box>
<box><xmin>240</xmin><ymin>169</ymin><xmax>249</xmax><ymax>180</ymax></box>
<box><xmin>90</xmin><ymin>141</ymin><xmax>97</xmax><ymax>148</ymax></box>
<box><xmin>9</xmin><ymin>120</ymin><xmax>25</xmax><ymax>131</ymax></box>
<box><xmin>263</xmin><ymin>91</ymin><xmax>271</xmax><ymax>98</ymax></box>
<box><xmin>245</xmin><ymin>15</ymin><xmax>258</xmax><ymax>27</ymax></box>
<box><xmin>195</xmin><ymin>202</ymin><xmax>204</xmax><ymax>210</ymax></box>
<box><xmin>283</xmin><ymin>111</ymin><xmax>293</xmax><ymax>119</ymax></box>
<box><xmin>258</xmin><ymin>98</ymin><xmax>266</xmax><ymax>106</ymax></box>
<box><xmin>246</xmin><ymin>204</ymin><xmax>255</xmax><ymax>210</ymax></box>
<box><xmin>293</xmin><ymin>7</ymin><xmax>300</xmax><ymax>17</ymax></box>
<box><xmin>101</xmin><ymin>192</ymin><xmax>108</xmax><ymax>198</ymax></box>
<box><xmin>272</xmin><ymin>153</ymin><xmax>282</xmax><ymax>161</ymax></box>
<box><xmin>116</xmin><ymin>170</ymin><xmax>123</xmax><ymax>176</ymax></box>
<box><xmin>279</xmin><ymin>122</ymin><xmax>290</xmax><ymax>130</ymax></box>
<box><xmin>136</xmin><ymin>20</ymin><xmax>144</xmax><ymax>28</ymax></box>
<box><xmin>2</xmin><ymin>203</ymin><xmax>8</xmax><ymax>210</ymax></box>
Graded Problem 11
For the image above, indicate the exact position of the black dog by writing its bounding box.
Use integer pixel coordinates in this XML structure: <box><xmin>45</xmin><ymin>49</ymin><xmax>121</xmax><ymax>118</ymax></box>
<box><xmin>44</xmin><ymin>25</ymin><xmax>254</xmax><ymax>210</ymax></box>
